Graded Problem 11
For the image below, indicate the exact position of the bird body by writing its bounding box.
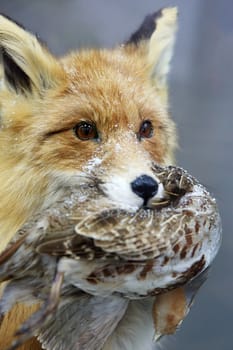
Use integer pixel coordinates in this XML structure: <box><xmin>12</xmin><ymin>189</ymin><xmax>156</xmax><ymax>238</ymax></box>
<box><xmin>0</xmin><ymin>165</ymin><xmax>222</xmax><ymax>350</ymax></box>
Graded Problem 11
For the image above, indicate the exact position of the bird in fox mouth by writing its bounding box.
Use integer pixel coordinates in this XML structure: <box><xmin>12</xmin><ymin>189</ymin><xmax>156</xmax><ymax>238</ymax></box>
<box><xmin>0</xmin><ymin>165</ymin><xmax>221</xmax><ymax>350</ymax></box>
<box><xmin>0</xmin><ymin>5</ymin><xmax>222</xmax><ymax>350</ymax></box>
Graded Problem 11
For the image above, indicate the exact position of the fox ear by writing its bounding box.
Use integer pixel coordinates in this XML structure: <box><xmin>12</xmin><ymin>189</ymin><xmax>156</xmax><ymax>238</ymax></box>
<box><xmin>126</xmin><ymin>7</ymin><xmax>178</xmax><ymax>101</ymax></box>
<box><xmin>0</xmin><ymin>15</ymin><xmax>63</xmax><ymax>95</ymax></box>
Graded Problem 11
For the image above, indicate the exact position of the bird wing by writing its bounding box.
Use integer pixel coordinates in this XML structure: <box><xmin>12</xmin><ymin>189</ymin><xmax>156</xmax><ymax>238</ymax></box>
<box><xmin>37</xmin><ymin>294</ymin><xmax>128</xmax><ymax>350</ymax></box>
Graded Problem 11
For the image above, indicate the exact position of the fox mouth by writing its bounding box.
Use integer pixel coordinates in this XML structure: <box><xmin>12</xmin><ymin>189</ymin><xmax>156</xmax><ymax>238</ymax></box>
<box><xmin>68</xmin><ymin>165</ymin><xmax>192</xmax><ymax>219</ymax></box>
<box><xmin>91</xmin><ymin>163</ymin><xmax>190</xmax><ymax>212</ymax></box>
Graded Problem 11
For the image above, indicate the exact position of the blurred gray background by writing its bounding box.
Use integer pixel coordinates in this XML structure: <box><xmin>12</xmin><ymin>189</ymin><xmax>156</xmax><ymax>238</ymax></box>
<box><xmin>0</xmin><ymin>0</ymin><xmax>232</xmax><ymax>349</ymax></box>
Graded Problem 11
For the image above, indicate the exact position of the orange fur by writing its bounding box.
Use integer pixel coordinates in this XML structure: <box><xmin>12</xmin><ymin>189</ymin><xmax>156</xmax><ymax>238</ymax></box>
<box><xmin>0</xmin><ymin>7</ymin><xmax>178</xmax><ymax>349</ymax></box>
<box><xmin>0</xmin><ymin>303</ymin><xmax>41</xmax><ymax>350</ymax></box>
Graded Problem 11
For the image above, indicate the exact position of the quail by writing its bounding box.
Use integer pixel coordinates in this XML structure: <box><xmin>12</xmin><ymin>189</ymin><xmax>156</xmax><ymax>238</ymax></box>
<box><xmin>0</xmin><ymin>165</ymin><xmax>222</xmax><ymax>350</ymax></box>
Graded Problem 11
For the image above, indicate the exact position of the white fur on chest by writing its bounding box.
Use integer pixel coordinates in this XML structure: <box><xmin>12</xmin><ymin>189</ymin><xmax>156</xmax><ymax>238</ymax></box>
<box><xmin>103</xmin><ymin>299</ymin><xmax>155</xmax><ymax>350</ymax></box>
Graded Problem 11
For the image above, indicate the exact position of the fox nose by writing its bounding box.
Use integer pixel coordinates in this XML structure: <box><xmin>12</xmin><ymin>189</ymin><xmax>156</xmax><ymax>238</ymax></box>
<box><xmin>131</xmin><ymin>175</ymin><xmax>158</xmax><ymax>203</ymax></box>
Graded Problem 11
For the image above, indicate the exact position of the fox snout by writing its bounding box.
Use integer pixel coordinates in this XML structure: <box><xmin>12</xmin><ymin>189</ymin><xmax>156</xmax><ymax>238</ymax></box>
<box><xmin>100</xmin><ymin>172</ymin><xmax>165</xmax><ymax>211</ymax></box>
<box><xmin>98</xmin><ymin>165</ymin><xmax>165</xmax><ymax>211</ymax></box>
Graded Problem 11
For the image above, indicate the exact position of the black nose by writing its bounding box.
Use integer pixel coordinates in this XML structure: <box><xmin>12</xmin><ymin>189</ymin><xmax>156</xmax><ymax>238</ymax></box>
<box><xmin>131</xmin><ymin>175</ymin><xmax>158</xmax><ymax>202</ymax></box>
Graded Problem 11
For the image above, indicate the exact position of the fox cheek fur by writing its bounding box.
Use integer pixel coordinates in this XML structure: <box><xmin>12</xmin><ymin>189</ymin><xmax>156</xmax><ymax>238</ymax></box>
<box><xmin>0</xmin><ymin>8</ymin><xmax>178</xmax><ymax>248</ymax></box>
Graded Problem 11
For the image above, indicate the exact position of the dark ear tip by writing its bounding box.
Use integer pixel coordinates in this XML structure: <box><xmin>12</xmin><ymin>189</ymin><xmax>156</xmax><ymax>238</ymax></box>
<box><xmin>125</xmin><ymin>9</ymin><xmax>163</xmax><ymax>46</ymax></box>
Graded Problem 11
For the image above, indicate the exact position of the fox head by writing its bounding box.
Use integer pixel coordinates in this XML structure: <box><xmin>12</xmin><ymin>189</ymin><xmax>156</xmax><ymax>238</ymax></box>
<box><xmin>0</xmin><ymin>8</ymin><xmax>178</xmax><ymax>248</ymax></box>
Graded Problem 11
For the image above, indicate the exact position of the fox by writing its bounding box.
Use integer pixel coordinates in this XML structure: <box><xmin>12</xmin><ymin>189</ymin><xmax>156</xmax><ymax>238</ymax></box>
<box><xmin>0</xmin><ymin>7</ymin><xmax>178</xmax><ymax>350</ymax></box>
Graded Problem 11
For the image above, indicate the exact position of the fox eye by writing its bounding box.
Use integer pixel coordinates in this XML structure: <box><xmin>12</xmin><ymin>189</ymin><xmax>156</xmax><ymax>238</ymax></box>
<box><xmin>74</xmin><ymin>122</ymin><xmax>98</xmax><ymax>141</ymax></box>
<box><xmin>138</xmin><ymin>120</ymin><xmax>153</xmax><ymax>139</ymax></box>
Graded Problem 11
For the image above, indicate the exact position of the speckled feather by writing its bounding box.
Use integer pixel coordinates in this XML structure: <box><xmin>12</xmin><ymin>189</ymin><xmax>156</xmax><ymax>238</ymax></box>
<box><xmin>0</xmin><ymin>165</ymin><xmax>221</xmax><ymax>350</ymax></box>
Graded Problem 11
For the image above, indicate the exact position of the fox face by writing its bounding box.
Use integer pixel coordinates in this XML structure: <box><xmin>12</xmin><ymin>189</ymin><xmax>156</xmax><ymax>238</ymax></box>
<box><xmin>0</xmin><ymin>8</ymin><xmax>178</xmax><ymax>248</ymax></box>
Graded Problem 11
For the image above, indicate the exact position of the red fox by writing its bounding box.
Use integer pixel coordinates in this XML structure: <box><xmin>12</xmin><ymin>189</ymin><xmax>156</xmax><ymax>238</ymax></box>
<box><xmin>0</xmin><ymin>7</ymin><xmax>178</xmax><ymax>350</ymax></box>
